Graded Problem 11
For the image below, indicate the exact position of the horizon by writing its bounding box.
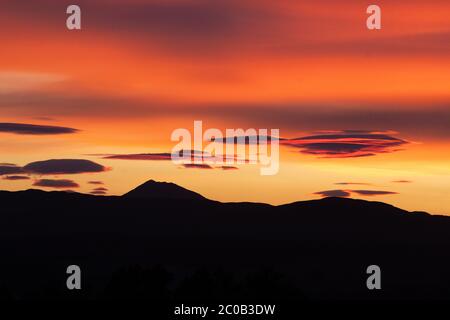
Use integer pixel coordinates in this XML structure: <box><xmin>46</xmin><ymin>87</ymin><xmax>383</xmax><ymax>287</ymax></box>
<box><xmin>0</xmin><ymin>178</ymin><xmax>441</xmax><ymax>215</ymax></box>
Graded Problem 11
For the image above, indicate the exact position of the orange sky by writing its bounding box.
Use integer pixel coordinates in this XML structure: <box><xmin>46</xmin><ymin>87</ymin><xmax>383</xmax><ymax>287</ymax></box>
<box><xmin>0</xmin><ymin>0</ymin><xmax>449</xmax><ymax>214</ymax></box>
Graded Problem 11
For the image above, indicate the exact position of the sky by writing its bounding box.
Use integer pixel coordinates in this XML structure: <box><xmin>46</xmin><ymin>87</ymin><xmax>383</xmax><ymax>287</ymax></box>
<box><xmin>0</xmin><ymin>0</ymin><xmax>449</xmax><ymax>214</ymax></box>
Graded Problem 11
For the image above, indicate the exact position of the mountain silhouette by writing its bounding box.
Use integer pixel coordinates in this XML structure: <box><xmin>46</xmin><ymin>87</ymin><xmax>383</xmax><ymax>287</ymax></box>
<box><xmin>123</xmin><ymin>179</ymin><xmax>206</xmax><ymax>200</ymax></box>
<box><xmin>0</xmin><ymin>180</ymin><xmax>449</xmax><ymax>302</ymax></box>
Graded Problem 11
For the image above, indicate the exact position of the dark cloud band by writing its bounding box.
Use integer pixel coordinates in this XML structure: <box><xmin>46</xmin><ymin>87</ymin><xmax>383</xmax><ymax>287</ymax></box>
<box><xmin>23</xmin><ymin>159</ymin><xmax>107</xmax><ymax>175</ymax></box>
<box><xmin>0</xmin><ymin>164</ymin><xmax>24</xmax><ymax>176</ymax></box>
<box><xmin>315</xmin><ymin>189</ymin><xmax>398</xmax><ymax>198</ymax></box>
<box><xmin>3</xmin><ymin>175</ymin><xmax>30</xmax><ymax>181</ymax></box>
<box><xmin>0</xmin><ymin>123</ymin><xmax>79</xmax><ymax>135</ymax></box>
<box><xmin>283</xmin><ymin>130</ymin><xmax>408</xmax><ymax>158</ymax></box>
<box><xmin>33</xmin><ymin>179</ymin><xmax>79</xmax><ymax>189</ymax></box>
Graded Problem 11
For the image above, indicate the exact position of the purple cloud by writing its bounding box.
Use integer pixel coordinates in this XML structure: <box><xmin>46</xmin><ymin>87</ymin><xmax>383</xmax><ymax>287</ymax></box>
<box><xmin>23</xmin><ymin>159</ymin><xmax>108</xmax><ymax>175</ymax></box>
<box><xmin>220</xmin><ymin>166</ymin><xmax>238</xmax><ymax>170</ymax></box>
<box><xmin>182</xmin><ymin>163</ymin><xmax>213</xmax><ymax>169</ymax></box>
<box><xmin>351</xmin><ymin>190</ymin><xmax>398</xmax><ymax>196</ymax></box>
<box><xmin>392</xmin><ymin>180</ymin><xmax>412</xmax><ymax>183</ymax></box>
<box><xmin>92</xmin><ymin>187</ymin><xmax>108</xmax><ymax>192</ymax></box>
<box><xmin>335</xmin><ymin>182</ymin><xmax>372</xmax><ymax>186</ymax></box>
<box><xmin>283</xmin><ymin>130</ymin><xmax>408</xmax><ymax>158</ymax></box>
<box><xmin>88</xmin><ymin>181</ymin><xmax>104</xmax><ymax>185</ymax></box>
<box><xmin>103</xmin><ymin>150</ymin><xmax>208</xmax><ymax>161</ymax></box>
<box><xmin>0</xmin><ymin>123</ymin><xmax>79</xmax><ymax>135</ymax></box>
<box><xmin>314</xmin><ymin>190</ymin><xmax>351</xmax><ymax>197</ymax></box>
<box><xmin>90</xmin><ymin>190</ymin><xmax>107</xmax><ymax>195</ymax></box>
<box><xmin>315</xmin><ymin>189</ymin><xmax>398</xmax><ymax>198</ymax></box>
<box><xmin>33</xmin><ymin>179</ymin><xmax>79</xmax><ymax>189</ymax></box>
<box><xmin>0</xmin><ymin>164</ymin><xmax>24</xmax><ymax>176</ymax></box>
<box><xmin>3</xmin><ymin>175</ymin><xmax>30</xmax><ymax>181</ymax></box>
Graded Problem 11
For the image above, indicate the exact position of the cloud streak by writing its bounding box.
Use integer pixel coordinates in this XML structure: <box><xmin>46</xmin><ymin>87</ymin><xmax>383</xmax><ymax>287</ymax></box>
<box><xmin>3</xmin><ymin>175</ymin><xmax>30</xmax><ymax>180</ymax></box>
<box><xmin>23</xmin><ymin>159</ymin><xmax>108</xmax><ymax>175</ymax></box>
<box><xmin>0</xmin><ymin>164</ymin><xmax>24</xmax><ymax>176</ymax></box>
<box><xmin>88</xmin><ymin>181</ymin><xmax>104</xmax><ymax>185</ymax></box>
<box><xmin>314</xmin><ymin>190</ymin><xmax>351</xmax><ymax>197</ymax></box>
<box><xmin>283</xmin><ymin>130</ymin><xmax>408</xmax><ymax>158</ymax></box>
<box><xmin>90</xmin><ymin>190</ymin><xmax>107</xmax><ymax>195</ymax></box>
<box><xmin>392</xmin><ymin>180</ymin><xmax>412</xmax><ymax>183</ymax></box>
<box><xmin>33</xmin><ymin>179</ymin><xmax>79</xmax><ymax>189</ymax></box>
<box><xmin>182</xmin><ymin>163</ymin><xmax>213</xmax><ymax>169</ymax></box>
<box><xmin>334</xmin><ymin>182</ymin><xmax>372</xmax><ymax>186</ymax></box>
<box><xmin>0</xmin><ymin>123</ymin><xmax>79</xmax><ymax>135</ymax></box>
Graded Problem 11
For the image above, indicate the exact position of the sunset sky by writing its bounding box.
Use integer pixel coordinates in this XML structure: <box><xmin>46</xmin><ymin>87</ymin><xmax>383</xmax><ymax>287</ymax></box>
<box><xmin>1</xmin><ymin>0</ymin><xmax>449</xmax><ymax>214</ymax></box>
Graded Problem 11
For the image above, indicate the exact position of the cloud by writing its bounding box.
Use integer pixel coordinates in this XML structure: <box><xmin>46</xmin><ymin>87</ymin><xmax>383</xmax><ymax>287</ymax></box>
<box><xmin>104</xmin><ymin>153</ymin><xmax>173</xmax><ymax>161</ymax></box>
<box><xmin>92</xmin><ymin>187</ymin><xmax>108</xmax><ymax>192</ymax></box>
<box><xmin>104</xmin><ymin>151</ymin><xmax>240</xmax><ymax>170</ymax></box>
<box><xmin>221</xmin><ymin>166</ymin><xmax>238</xmax><ymax>170</ymax></box>
<box><xmin>3</xmin><ymin>89</ymin><xmax>450</xmax><ymax>141</ymax></box>
<box><xmin>3</xmin><ymin>0</ymin><xmax>284</xmax><ymax>58</ymax></box>
<box><xmin>23</xmin><ymin>159</ymin><xmax>108</xmax><ymax>175</ymax></box>
<box><xmin>33</xmin><ymin>117</ymin><xmax>55</xmax><ymax>121</ymax></box>
<box><xmin>314</xmin><ymin>190</ymin><xmax>351</xmax><ymax>197</ymax></box>
<box><xmin>211</xmin><ymin>135</ymin><xmax>283</xmax><ymax>145</ymax></box>
<box><xmin>0</xmin><ymin>122</ymin><xmax>79</xmax><ymax>135</ymax></box>
<box><xmin>90</xmin><ymin>186</ymin><xmax>108</xmax><ymax>195</ymax></box>
<box><xmin>3</xmin><ymin>175</ymin><xmax>30</xmax><ymax>180</ymax></box>
<box><xmin>351</xmin><ymin>190</ymin><xmax>398</xmax><ymax>196</ymax></box>
<box><xmin>103</xmin><ymin>150</ymin><xmax>207</xmax><ymax>161</ymax></box>
<box><xmin>90</xmin><ymin>190</ymin><xmax>107</xmax><ymax>195</ymax></box>
<box><xmin>392</xmin><ymin>180</ymin><xmax>412</xmax><ymax>183</ymax></box>
<box><xmin>88</xmin><ymin>181</ymin><xmax>104</xmax><ymax>185</ymax></box>
<box><xmin>283</xmin><ymin>130</ymin><xmax>408</xmax><ymax>158</ymax></box>
<box><xmin>315</xmin><ymin>189</ymin><xmax>398</xmax><ymax>198</ymax></box>
<box><xmin>102</xmin><ymin>150</ymin><xmax>243</xmax><ymax>168</ymax></box>
<box><xmin>33</xmin><ymin>179</ymin><xmax>79</xmax><ymax>189</ymax></box>
<box><xmin>7</xmin><ymin>0</ymin><xmax>448</xmax><ymax>59</ymax></box>
<box><xmin>197</xmin><ymin>103</ymin><xmax>450</xmax><ymax>140</ymax></box>
<box><xmin>335</xmin><ymin>182</ymin><xmax>372</xmax><ymax>186</ymax></box>
<box><xmin>182</xmin><ymin>163</ymin><xmax>213</xmax><ymax>169</ymax></box>
<box><xmin>0</xmin><ymin>164</ymin><xmax>24</xmax><ymax>176</ymax></box>
<box><xmin>102</xmin><ymin>149</ymin><xmax>249</xmax><ymax>167</ymax></box>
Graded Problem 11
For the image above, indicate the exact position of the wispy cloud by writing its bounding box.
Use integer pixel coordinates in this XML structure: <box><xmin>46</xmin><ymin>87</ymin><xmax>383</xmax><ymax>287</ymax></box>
<box><xmin>392</xmin><ymin>180</ymin><xmax>412</xmax><ymax>183</ymax></box>
<box><xmin>90</xmin><ymin>190</ymin><xmax>107</xmax><ymax>195</ymax></box>
<box><xmin>283</xmin><ymin>130</ymin><xmax>408</xmax><ymax>158</ymax></box>
<box><xmin>334</xmin><ymin>182</ymin><xmax>373</xmax><ymax>186</ymax></box>
<box><xmin>92</xmin><ymin>187</ymin><xmax>108</xmax><ymax>192</ymax></box>
<box><xmin>0</xmin><ymin>123</ymin><xmax>79</xmax><ymax>135</ymax></box>
<box><xmin>315</xmin><ymin>189</ymin><xmax>398</xmax><ymax>198</ymax></box>
<box><xmin>3</xmin><ymin>175</ymin><xmax>30</xmax><ymax>180</ymax></box>
<box><xmin>33</xmin><ymin>179</ymin><xmax>79</xmax><ymax>189</ymax></box>
<box><xmin>103</xmin><ymin>150</ymin><xmax>207</xmax><ymax>161</ymax></box>
<box><xmin>182</xmin><ymin>163</ymin><xmax>213</xmax><ymax>169</ymax></box>
<box><xmin>351</xmin><ymin>190</ymin><xmax>398</xmax><ymax>196</ymax></box>
<box><xmin>102</xmin><ymin>150</ymin><xmax>240</xmax><ymax>170</ymax></box>
<box><xmin>314</xmin><ymin>190</ymin><xmax>351</xmax><ymax>197</ymax></box>
<box><xmin>0</xmin><ymin>164</ymin><xmax>24</xmax><ymax>176</ymax></box>
<box><xmin>88</xmin><ymin>181</ymin><xmax>104</xmax><ymax>185</ymax></box>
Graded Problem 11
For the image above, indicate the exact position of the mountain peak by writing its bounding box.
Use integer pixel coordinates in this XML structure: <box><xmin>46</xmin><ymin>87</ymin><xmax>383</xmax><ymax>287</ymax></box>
<box><xmin>122</xmin><ymin>179</ymin><xmax>206</xmax><ymax>200</ymax></box>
